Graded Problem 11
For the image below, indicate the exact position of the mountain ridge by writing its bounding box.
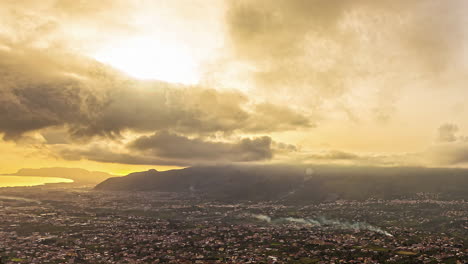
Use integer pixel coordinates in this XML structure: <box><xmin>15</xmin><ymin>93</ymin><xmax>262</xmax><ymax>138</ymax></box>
<box><xmin>95</xmin><ymin>165</ymin><xmax>468</xmax><ymax>202</ymax></box>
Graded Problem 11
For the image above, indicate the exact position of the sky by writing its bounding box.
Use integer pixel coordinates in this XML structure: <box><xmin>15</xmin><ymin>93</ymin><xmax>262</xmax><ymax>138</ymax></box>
<box><xmin>1</xmin><ymin>0</ymin><xmax>468</xmax><ymax>175</ymax></box>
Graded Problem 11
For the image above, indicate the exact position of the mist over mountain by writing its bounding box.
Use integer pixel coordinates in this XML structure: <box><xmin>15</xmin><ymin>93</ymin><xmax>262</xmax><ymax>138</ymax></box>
<box><xmin>95</xmin><ymin>165</ymin><xmax>468</xmax><ymax>202</ymax></box>
<box><xmin>9</xmin><ymin>167</ymin><xmax>114</xmax><ymax>184</ymax></box>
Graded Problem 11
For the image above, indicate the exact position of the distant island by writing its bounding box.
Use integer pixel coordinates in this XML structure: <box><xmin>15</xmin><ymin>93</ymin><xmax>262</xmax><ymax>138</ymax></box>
<box><xmin>6</xmin><ymin>167</ymin><xmax>115</xmax><ymax>185</ymax></box>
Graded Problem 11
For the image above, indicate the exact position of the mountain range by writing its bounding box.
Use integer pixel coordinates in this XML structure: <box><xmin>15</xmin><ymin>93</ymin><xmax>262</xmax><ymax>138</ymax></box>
<box><xmin>95</xmin><ymin>165</ymin><xmax>468</xmax><ymax>202</ymax></box>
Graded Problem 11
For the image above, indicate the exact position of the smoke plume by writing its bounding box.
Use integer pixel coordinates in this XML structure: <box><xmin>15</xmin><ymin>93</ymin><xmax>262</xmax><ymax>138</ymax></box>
<box><xmin>250</xmin><ymin>214</ymin><xmax>392</xmax><ymax>237</ymax></box>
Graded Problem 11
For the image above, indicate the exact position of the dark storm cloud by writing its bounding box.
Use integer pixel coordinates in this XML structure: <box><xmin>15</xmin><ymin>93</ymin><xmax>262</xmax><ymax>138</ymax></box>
<box><xmin>75</xmin><ymin>84</ymin><xmax>313</xmax><ymax>138</ymax></box>
<box><xmin>0</xmin><ymin>45</ymin><xmax>108</xmax><ymax>140</ymax></box>
<box><xmin>59</xmin><ymin>145</ymin><xmax>186</xmax><ymax>166</ymax></box>
<box><xmin>129</xmin><ymin>131</ymin><xmax>273</xmax><ymax>162</ymax></box>
<box><xmin>58</xmin><ymin>133</ymin><xmax>281</xmax><ymax>166</ymax></box>
<box><xmin>0</xmin><ymin>43</ymin><xmax>312</xmax><ymax>141</ymax></box>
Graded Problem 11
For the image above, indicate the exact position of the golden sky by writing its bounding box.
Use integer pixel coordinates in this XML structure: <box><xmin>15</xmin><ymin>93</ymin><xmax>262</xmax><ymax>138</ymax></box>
<box><xmin>1</xmin><ymin>0</ymin><xmax>468</xmax><ymax>174</ymax></box>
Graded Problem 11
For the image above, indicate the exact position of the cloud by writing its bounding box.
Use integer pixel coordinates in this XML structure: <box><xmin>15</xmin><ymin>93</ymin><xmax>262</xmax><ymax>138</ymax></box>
<box><xmin>437</xmin><ymin>123</ymin><xmax>459</xmax><ymax>142</ymax></box>
<box><xmin>58</xmin><ymin>144</ymin><xmax>186</xmax><ymax>166</ymax></box>
<box><xmin>227</xmin><ymin>0</ymin><xmax>465</xmax><ymax>77</ymax></box>
<box><xmin>0</xmin><ymin>4</ymin><xmax>313</xmax><ymax>167</ymax></box>
<box><xmin>129</xmin><ymin>131</ymin><xmax>274</xmax><ymax>162</ymax></box>
<box><xmin>76</xmin><ymin>84</ymin><xmax>313</xmax><ymax>138</ymax></box>
<box><xmin>0</xmin><ymin>34</ymin><xmax>413</xmax><ymax>168</ymax></box>
<box><xmin>41</xmin><ymin>128</ymin><xmax>71</xmax><ymax>145</ymax></box>
<box><xmin>288</xmin><ymin>149</ymin><xmax>424</xmax><ymax>167</ymax></box>
<box><xmin>1</xmin><ymin>0</ymin><xmax>467</xmax><ymax>169</ymax></box>
<box><xmin>427</xmin><ymin>124</ymin><xmax>468</xmax><ymax>165</ymax></box>
<box><xmin>225</xmin><ymin>0</ymin><xmax>468</xmax><ymax>118</ymax></box>
<box><xmin>56</xmin><ymin>132</ymin><xmax>289</xmax><ymax>166</ymax></box>
<box><xmin>244</xmin><ymin>103</ymin><xmax>312</xmax><ymax>132</ymax></box>
<box><xmin>307</xmin><ymin>150</ymin><xmax>360</xmax><ymax>160</ymax></box>
<box><xmin>0</xmin><ymin>0</ymin><xmax>136</xmax><ymax>50</ymax></box>
<box><xmin>306</xmin><ymin>125</ymin><xmax>468</xmax><ymax>167</ymax></box>
<box><xmin>0</xmin><ymin>43</ymin><xmax>312</xmax><ymax>141</ymax></box>
<box><xmin>0</xmin><ymin>45</ymin><xmax>110</xmax><ymax>140</ymax></box>
<box><xmin>428</xmin><ymin>143</ymin><xmax>468</xmax><ymax>166</ymax></box>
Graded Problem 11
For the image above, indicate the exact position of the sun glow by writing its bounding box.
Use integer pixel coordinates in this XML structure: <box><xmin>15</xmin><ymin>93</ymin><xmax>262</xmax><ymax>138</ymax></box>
<box><xmin>92</xmin><ymin>36</ymin><xmax>200</xmax><ymax>84</ymax></box>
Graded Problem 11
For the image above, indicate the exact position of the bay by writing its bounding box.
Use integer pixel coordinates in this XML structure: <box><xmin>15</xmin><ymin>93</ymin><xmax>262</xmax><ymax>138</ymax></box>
<box><xmin>0</xmin><ymin>176</ymin><xmax>73</xmax><ymax>187</ymax></box>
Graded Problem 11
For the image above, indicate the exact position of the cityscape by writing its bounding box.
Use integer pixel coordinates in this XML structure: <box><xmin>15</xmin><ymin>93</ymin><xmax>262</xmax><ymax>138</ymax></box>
<box><xmin>1</xmin><ymin>0</ymin><xmax>468</xmax><ymax>263</ymax></box>
<box><xmin>0</xmin><ymin>184</ymin><xmax>466</xmax><ymax>263</ymax></box>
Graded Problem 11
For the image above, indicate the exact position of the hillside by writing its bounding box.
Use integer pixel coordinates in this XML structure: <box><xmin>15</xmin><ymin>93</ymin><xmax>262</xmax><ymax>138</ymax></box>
<box><xmin>95</xmin><ymin>165</ymin><xmax>468</xmax><ymax>202</ymax></box>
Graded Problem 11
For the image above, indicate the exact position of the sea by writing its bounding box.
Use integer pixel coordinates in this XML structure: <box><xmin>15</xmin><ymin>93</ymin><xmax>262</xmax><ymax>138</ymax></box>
<box><xmin>0</xmin><ymin>176</ymin><xmax>73</xmax><ymax>187</ymax></box>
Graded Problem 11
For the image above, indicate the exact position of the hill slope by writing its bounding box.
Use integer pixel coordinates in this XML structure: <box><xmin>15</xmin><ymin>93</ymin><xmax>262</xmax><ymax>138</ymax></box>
<box><xmin>95</xmin><ymin>165</ymin><xmax>468</xmax><ymax>202</ymax></box>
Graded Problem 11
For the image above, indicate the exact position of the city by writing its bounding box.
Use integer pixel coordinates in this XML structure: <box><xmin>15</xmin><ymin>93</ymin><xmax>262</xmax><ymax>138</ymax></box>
<box><xmin>0</xmin><ymin>185</ymin><xmax>465</xmax><ymax>263</ymax></box>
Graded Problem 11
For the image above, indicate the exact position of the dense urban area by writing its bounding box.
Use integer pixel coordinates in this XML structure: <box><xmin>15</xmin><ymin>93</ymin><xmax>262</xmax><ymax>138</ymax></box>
<box><xmin>0</xmin><ymin>184</ymin><xmax>466</xmax><ymax>264</ymax></box>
